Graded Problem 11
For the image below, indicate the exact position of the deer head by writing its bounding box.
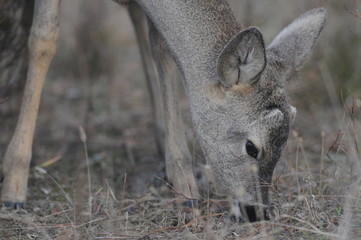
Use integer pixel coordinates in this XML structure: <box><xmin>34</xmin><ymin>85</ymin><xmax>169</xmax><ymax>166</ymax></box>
<box><xmin>195</xmin><ymin>8</ymin><xmax>326</xmax><ymax>221</ymax></box>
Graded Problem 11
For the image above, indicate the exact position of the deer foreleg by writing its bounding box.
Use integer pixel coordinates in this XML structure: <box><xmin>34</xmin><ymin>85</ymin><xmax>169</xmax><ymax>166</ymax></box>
<box><xmin>128</xmin><ymin>3</ymin><xmax>165</xmax><ymax>156</ymax></box>
<box><xmin>147</xmin><ymin>20</ymin><xmax>200</xmax><ymax>199</ymax></box>
<box><xmin>1</xmin><ymin>0</ymin><xmax>60</xmax><ymax>208</ymax></box>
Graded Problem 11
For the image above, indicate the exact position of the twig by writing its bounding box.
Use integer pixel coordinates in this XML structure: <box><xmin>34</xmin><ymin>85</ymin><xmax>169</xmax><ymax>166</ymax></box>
<box><xmin>154</xmin><ymin>176</ymin><xmax>201</xmax><ymax>201</ymax></box>
<box><xmin>345</xmin><ymin>5</ymin><xmax>361</xmax><ymax>19</ymax></box>
<box><xmin>79</xmin><ymin>126</ymin><xmax>92</xmax><ymax>220</ymax></box>
<box><xmin>34</xmin><ymin>167</ymin><xmax>73</xmax><ymax>206</ymax></box>
<box><xmin>148</xmin><ymin>212</ymin><xmax>225</xmax><ymax>234</ymax></box>
<box><xmin>270</xmin><ymin>221</ymin><xmax>340</xmax><ymax>238</ymax></box>
<box><xmin>38</xmin><ymin>153</ymin><xmax>64</xmax><ymax>168</ymax></box>
<box><xmin>93</xmin><ymin>234</ymin><xmax>143</xmax><ymax>239</ymax></box>
<box><xmin>120</xmin><ymin>173</ymin><xmax>127</xmax><ymax>211</ymax></box>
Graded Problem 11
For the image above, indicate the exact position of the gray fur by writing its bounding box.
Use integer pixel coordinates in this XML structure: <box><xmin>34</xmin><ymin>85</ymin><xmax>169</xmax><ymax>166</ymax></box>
<box><xmin>132</xmin><ymin>0</ymin><xmax>326</xmax><ymax>214</ymax></box>
<box><xmin>267</xmin><ymin>8</ymin><xmax>327</xmax><ymax>79</ymax></box>
<box><xmin>1</xmin><ymin>0</ymin><xmax>326</xmax><ymax>220</ymax></box>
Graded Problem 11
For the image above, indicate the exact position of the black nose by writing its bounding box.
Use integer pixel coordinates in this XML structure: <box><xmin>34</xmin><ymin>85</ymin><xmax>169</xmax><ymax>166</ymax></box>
<box><xmin>243</xmin><ymin>205</ymin><xmax>258</xmax><ymax>222</ymax></box>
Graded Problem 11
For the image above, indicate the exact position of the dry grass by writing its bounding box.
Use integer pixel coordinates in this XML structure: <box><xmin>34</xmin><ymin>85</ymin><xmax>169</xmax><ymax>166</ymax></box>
<box><xmin>0</xmin><ymin>0</ymin><xmax>361</xmax><ymax>239</ymax></box>
<box><xmin>1</xmin><ymin>126</ymin><xmax>359</xmax><ymax>239</ymax></box>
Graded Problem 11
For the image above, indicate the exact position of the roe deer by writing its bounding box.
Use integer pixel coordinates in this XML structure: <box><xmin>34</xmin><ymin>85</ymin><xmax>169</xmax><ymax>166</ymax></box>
<box><xmin>1</xmin><ymin>0</ymin><xmax>326</xmax><ymax>221</ymax></box>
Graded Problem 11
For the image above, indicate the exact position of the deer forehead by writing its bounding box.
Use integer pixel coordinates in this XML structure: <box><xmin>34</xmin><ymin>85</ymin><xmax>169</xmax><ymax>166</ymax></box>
<box><xmin>227</xmin><ymin>85</ymin><xmax>289</xmax><ymax>114</ymax></box>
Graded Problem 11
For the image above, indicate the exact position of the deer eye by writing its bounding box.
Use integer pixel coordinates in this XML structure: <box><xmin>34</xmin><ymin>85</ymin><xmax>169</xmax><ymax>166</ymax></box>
<box><xmin>246</xmin><ymin>140</ymin><xmax>259</xmax><ymax>159</ymax></box>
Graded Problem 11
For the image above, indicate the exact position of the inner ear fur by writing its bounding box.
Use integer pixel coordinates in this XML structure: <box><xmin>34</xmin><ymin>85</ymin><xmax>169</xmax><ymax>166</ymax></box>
<box><xmin>263</xmin><ymin>109</ymin><xmax>285</xmax><ymax>126</ymax></box>
<box><xmin>217</xmin><ymin>27</ymin><xmax>266</xmax><ymax>88</ymax></box>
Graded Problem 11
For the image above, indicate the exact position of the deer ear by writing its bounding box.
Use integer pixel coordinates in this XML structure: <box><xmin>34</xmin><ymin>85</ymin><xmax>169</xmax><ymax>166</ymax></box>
<box><xmin>289</xmin><ymin>105</ymin><xmax>297</xmax><ymax>123</ymax></box>
<box><xmin>267</xmin><ymin>8</ymin><xmax>327</xmax><ymax>78</ymax></box>
<box><xmin>217</xmin><ymin>27</ymin><xmax>266</xmax><ymax>88</ymax></box>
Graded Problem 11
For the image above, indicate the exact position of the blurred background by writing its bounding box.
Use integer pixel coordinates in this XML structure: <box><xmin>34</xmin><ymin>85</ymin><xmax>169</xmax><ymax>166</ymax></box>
<box><xmin>0</xmin><ymin>0</ymin><xmax>360</xmax><ymax>207</ymax></box>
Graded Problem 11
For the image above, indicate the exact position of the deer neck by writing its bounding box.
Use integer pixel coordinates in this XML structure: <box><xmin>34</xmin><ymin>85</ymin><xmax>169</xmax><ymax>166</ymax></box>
<box><xmin>137</xmin><ymin>0</ymin><xmax>241</xmax><ymax>88</ymax></box>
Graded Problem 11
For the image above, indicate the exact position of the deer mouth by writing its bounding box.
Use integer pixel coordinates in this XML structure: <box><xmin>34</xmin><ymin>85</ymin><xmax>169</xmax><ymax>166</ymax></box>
<box><xmin>231</xmin><ymin>202</ymin><xmax>269</xmax><ymax>222</ymax></box>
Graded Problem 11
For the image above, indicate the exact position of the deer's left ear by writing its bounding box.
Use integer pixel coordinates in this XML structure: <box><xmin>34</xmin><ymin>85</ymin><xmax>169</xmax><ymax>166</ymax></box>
<box><xmin>217</xmin><ymin>27</ymin><xmax>266</xmax><ymax>88</ymax></box>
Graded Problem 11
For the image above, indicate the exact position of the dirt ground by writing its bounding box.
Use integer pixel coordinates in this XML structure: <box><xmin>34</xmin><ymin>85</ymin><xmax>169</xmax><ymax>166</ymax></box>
<box><xmin>0</xmin><ymin>0</ymin><xmax>361</xmax><ymax>239</ymax></box>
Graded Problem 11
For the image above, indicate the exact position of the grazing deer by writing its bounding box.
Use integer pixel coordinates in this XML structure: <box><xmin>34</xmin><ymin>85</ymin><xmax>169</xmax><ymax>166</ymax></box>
<box><xmin>1</xmin><ymin>0</ymin><xmax>326</xmax><ymax>221</ymax></box>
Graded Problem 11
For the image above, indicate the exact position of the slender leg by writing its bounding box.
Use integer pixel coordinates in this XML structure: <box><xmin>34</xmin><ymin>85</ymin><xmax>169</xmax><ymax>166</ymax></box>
<box><xmin>1</xmin><ymin>0</ymin><xmax>61</xmax><ymax>207</ymax></box>
<box><xmin>127</xmin><ymin>3</ymin><xmax>165</xmax><ymax>156</ymax></box>
<box><xmin>147</xmin><ymin>19</ymin><xmax>200</xmax><ymax>199</ymax></box>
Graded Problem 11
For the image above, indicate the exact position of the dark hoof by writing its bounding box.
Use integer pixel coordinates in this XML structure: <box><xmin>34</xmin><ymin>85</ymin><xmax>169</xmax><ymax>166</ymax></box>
<box><xmin>4</xmin><ymin>201</ymin><xmax>25</xmax><ymax>210</ymax></box>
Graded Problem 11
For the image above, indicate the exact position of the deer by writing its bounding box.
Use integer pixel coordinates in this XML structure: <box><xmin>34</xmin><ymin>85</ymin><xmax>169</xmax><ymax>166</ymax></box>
<box><xmin>1</xmin><ymin>0</ymin><xmax>326</xmax><ymax>221</ymax></box>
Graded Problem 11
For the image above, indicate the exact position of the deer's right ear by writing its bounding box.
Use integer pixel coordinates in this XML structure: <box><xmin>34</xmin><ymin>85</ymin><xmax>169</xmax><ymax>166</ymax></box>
<box><xmin>217</xmin><ymin>27</ymin><xmax>266</xmax><ymax>88</ymax></box>
<box><xmin>267</xmin><ymin>8</ymin><xmax>327</xmax><ymax>79</ymax></box>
